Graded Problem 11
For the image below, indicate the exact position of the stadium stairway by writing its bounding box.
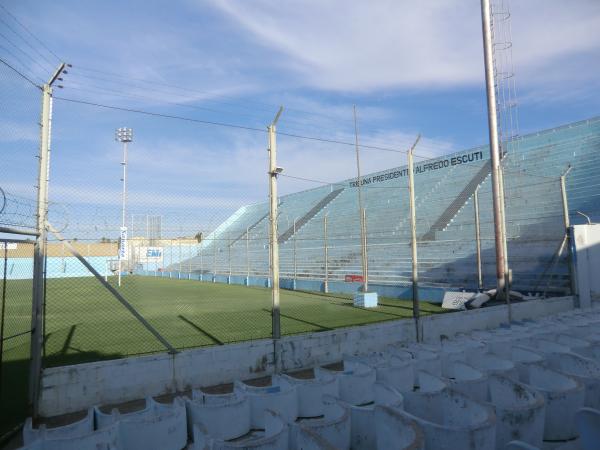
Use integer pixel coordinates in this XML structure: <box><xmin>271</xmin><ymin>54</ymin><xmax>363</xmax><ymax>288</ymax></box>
<box><xmin>278</xmin><ymin>188</ymin><xmax>345</xmax><ymax>244</ymax></box>
<box><xmin>421</xmin><ymin>161</ymin><xmax>491</xmax><ymax>241</ymax></box>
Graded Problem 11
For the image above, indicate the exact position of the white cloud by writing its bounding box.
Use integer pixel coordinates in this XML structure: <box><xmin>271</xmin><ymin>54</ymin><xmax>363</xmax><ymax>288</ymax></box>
<box><xmin>208</xmin><ymin>0</ymin><xmax>600</xmax><ymax>93</ymax></box>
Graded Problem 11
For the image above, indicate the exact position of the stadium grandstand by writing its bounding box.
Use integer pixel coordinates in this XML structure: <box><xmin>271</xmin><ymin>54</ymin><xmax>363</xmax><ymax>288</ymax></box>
<box><xmin>167</xmin><ymin>116</ymin><xmax>600</xmax><ymax>296</ymax></box>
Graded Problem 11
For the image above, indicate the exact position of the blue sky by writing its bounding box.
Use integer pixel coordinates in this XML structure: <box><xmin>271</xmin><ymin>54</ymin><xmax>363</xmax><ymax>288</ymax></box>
<box><xmin>1</xmin><ymin>0</ymin><xmax>599</xmax><ymax>237</ymax></box>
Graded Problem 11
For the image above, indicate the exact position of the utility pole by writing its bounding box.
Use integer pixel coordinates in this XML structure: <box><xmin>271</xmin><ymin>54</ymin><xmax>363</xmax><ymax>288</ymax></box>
<box><xmin>480</xmin><ymin>0</ymin><xmax>509</xmax><ymax>304</ymax></box>
<box><xmin>115</xmin><ymin>127</ymin><xmax>133</xmax><ymax>287</ymax></box>
<box><xmin>407</xmin><ymin>135</ymin><xmax>421</xmax><ymax>342</ymax></box>
<box><xmin>30</xmin><ymin>62</ymin><xmax>65</xmax><ymax>418</ymax></box>
<box><xmin>268</xmin><ymin>107</ymin><xmax>284</xmax><ymax>342</ymax></box>
<box><xmin>353</xmin><ymin>105</ymin><xmax>368</xmax><ymax>292</ymax></box>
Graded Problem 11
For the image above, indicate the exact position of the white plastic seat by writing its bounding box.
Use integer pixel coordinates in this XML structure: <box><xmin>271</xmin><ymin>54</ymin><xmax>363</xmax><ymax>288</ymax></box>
<box><xmin>193</xmin><ymin>409</ymin><xmax>288</xmax><ymax>450</ymax></box>
<box><xmin>234</xmin><ymin>378</ymin><xmax>298</xmax><ymax>428</ymax></box>
<box><xmin>279</xmin><ymin>371</ymin><xmax>338</xmax><ymax>418</ymax></box>
<box><xmin>488</xmin><ymin>375</ymin><xmax>545</xmax><ymax>449</ymax></box>
<box><xmin>547</xmin><ymin>352</ymin><xmax>600</xmax><ymax>409</ymax></box>
<box><xmin>375</xmin><ymin>405</ymin><xmax>425</xmax><ymax>450</ymax></box>
<box><xmin>576</xmin><ymin>407</ymin><xmax>600</xmax><ymax>450</ymax></box>
<box><xmin>19</xmin><ymin>423</ymin><xmax>119</xmax><ymax>450</ymax></box>
<box><xmin>186</xmin><ymin>390</ymin><xmax>251</xmax><ymax>441</ymax></box>
<box><xmin>315</xmin><ymin>360</ymin><xmax>375</xmax><ymax>406</ymax></box>
<box><xmin>94</xmin><ymin>397</ymin><xmax>187</xmax><ymax>450</ymax></box>
<box><xmin>293</xmin><ymin>397</ymin><xmax>351</xmax><ymax>450</ymax></box>
<box><xmin>23</xmin><ymin>409</ymin><xmax>94</xmax><ymax>444</ymax></box>
<box><xmin>398</xmin><ymin>387</ymin><xmax>496</xmax><ymax>450</ymax></box>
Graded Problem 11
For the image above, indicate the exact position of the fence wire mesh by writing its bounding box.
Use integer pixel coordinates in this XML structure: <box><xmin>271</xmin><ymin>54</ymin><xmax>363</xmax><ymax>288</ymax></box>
<box><xmin>0</xmin><ymin>241</ymin><xmax>34</xmax><ymax>433</ymax></box>
<box><xmin>0</xmin><ymin>50</ymin><xmax>42</xmax><ymax>433</ymax></box>
<box><xmin>2</xmin><ymin>35</ymin><xmax>600</xmax><ymax>420</ymax></box>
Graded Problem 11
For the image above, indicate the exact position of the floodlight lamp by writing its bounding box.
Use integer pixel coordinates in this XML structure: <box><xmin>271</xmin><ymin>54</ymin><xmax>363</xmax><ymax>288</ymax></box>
<box><xmin>274</xmin><ymin>167</ymin><xmax>284</xmax><ymax>174</ymax></box>
<box><xmin>115</xmin><ymin>127</ymin><xmax>133</xmax><ymax>143</ymax></box>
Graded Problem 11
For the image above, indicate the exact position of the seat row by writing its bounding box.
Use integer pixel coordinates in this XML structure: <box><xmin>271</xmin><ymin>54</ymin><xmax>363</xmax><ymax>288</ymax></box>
<box><xmin>21</xmin><ymin>307</ymin><xmax>600</xmax><ymax>450</ymax></box>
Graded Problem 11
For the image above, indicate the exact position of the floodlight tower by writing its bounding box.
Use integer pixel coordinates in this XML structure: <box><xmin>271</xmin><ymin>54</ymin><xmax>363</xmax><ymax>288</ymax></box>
<box><xmin>115</xmin><ymin>127</ymin><xmax>133</xmax><ymax>287</ymax></box>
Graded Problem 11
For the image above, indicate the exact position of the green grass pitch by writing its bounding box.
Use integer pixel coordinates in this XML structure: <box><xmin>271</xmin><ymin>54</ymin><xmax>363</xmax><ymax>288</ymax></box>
<box><xmin>0</xmin><ymin>275</ymin><xmax>447</xmax><ymax>433</ymax></box>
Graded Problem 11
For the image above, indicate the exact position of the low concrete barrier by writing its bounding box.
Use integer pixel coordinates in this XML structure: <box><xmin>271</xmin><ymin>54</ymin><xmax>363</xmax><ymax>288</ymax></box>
<box><xmin>38</xmin><ymin>296</ymin><xmax>575</xmax><ymax>418</ymax></box>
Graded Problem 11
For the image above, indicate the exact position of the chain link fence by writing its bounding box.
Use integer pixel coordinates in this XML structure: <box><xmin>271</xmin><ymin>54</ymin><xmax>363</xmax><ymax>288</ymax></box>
<box><xmin>0</xmin><ymin>54</ymin><xmax>41</xmax><ymax>433</ymax></box>
<box><xmin>2</xmin><ymin>41</ymin><xmax>600</xmax><ymax>434</ymax></box>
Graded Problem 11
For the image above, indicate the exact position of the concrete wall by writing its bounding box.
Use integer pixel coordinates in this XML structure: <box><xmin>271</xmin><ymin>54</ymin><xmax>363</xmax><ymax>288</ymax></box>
<box><xmin>39</xmin><ymin>296</ymin><xmax>575</xmax><ymax>417</ymax></box>
<box><xmin>573</xmin><ymin>224</ymin><xmax>600</xmax><ymax>307</ymax></box>
<box><xmin>139</xmin><ymin>270</ymin><xmax>449</xmax><ymax>303</ymax></box>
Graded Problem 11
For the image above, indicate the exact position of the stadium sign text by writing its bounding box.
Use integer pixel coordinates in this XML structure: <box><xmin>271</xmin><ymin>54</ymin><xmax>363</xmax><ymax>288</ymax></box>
<box><xmin>135</xmin><ymin>246</ymin><xmax>163</xmax><ymax>263</ymax></box>
<box><xmin>349</xmin><ymin>150</ymin><xmax>485</xmax><ymax>187</ymax></box>
<box><xmin>119</xmin><ymin>226</ymin><xmax>128</xmax><ymax>259</ymax></box>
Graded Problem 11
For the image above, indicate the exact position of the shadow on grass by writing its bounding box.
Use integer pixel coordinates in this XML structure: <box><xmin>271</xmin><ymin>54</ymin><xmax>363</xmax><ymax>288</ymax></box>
<box><xmin>261</xmin><ymin>308</ymin><xmax>333</xmax><ymax>332</ymax></box>
<box><xmin>177</xmin><ymin>315</ymin><xmax>224</xmax><ymax>345</ymax></box>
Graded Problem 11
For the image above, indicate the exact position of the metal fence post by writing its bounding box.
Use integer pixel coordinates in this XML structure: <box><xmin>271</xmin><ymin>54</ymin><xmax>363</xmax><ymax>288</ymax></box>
<box><xmin>353</xmin><ymin>106</ymin><xmax>369</xmax><ymax>293</ymax></box>
<box><xmin>228</xmin><ymin>233</ymin><xmax>232</xmax><ymax>283</ymax></box>
<box><xmin>324</xmin><ymin>215</ymin><xmax>329</xmax><ymax>293</ymax></box>
<box><xmin>246</xmin><ymin>226</ymin><xmax>250</xmax><ymax>283</ymax></box>
<box><xmin>561</xmin><ymin>167</ymin><xmax>578</xmax><ymax>305</ymax></box>
<box><xmin>213</xmin><ymin>237</ymin><xmax>217</xmax><ymax>282</ymax></box>
<box><xmin>293</xmin><ymin>218</ymin><xmax>297</xmax><ymax>287</ymax></box>
<box><xmin>362</xmin><ymin>208</ymin><xmax>369</xmax><ymax>291</ymax></box>
<box><xmin>408</xmin><ymin>137</ymin><xmax>421</xmax><ymax>342</ymax></box>
<box><xmin>474</xmin><ymin>187</ymin><xmax>483</xmax><ymax>291</ymax></box>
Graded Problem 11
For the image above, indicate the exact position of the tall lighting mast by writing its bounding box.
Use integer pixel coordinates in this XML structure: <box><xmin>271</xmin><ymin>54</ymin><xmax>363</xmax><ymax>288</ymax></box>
<box><xmin>115</xmin><ymin>127</ymin><xmax>133</xmax><ymax>287</ymax></box>
<box><xmin>480</xmin><ymin>0</ymin><xmax>510</xmax><ymax>307</ymax></box>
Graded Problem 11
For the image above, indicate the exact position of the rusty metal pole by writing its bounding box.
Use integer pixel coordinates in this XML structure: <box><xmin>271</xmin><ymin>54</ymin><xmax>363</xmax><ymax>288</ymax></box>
<box><xmin>480</xmin><ymin>0</ymin><xmax>509</xmax><ymax>306</ymax></box>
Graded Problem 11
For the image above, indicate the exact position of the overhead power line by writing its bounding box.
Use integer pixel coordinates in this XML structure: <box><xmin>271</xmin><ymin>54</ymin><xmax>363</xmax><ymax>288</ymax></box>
<box><xmin>53</xmin><ymin>95</ymin><xmax>429</xmax><ymax>157</ymax></box>
<box><xmin>0</xmin><ymin>56</ymin><xmax>41</xmax><ymax>89</ymax></box>
<box><xmin>0</xmin><ymin>15</ymin><xmax>54</xmax><ymax>70</ymax></box>
<box><xmin>0</xmin><ymin>4</ymin><xmax>62</xmax><ymax>61</ymax></box>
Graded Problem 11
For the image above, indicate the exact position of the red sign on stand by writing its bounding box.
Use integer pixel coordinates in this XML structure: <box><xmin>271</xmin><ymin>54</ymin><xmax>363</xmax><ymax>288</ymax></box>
<box><xmin>344</xmin><ymin>274</ymin><xmax>364</xmax><ymax>283</ymax></box>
